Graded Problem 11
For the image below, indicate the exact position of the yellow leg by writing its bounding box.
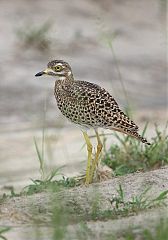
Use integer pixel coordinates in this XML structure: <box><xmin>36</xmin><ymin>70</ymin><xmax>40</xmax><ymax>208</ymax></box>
<box><xmin>82</xmin><ymin>131</ymin><xmax>93</xmax><ymax>185</ymax></box>
<box><xmin>91</xmin><ymin>130</ymin><xmax>103</xmax><ymax>180</ymax></box>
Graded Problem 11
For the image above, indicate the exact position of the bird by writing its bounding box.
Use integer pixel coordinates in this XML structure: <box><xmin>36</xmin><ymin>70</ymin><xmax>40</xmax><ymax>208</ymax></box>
<box><xmin>35</xmin><ymin>60</ymin><xmax>150</xmax><ymax>185</ymax></box>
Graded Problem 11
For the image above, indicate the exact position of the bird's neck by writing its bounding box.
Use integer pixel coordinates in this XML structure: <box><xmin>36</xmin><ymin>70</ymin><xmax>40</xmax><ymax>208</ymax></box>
<box><xmin>58</xmin><ymin>73</ymin><xmax>74</xmax><ymax>82</ymax></box>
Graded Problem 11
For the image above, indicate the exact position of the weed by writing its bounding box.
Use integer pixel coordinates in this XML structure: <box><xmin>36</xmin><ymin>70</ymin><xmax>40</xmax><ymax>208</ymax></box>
<box><xmin>0</xmin><ymin>185</ymin><xmax>21</xmax><ymax>200</ymax></box>
<box><xmin>90</xmin><ymin>191</ymin><xmax>102</xmax><ymax>220</ymax></box>
<box><xmin>110</xmin><ymin>185</ymin><xmax>167</xmax><ymax>213</ymax></box>
<box><xmin>34</xmin><ymin>137</ymin><xmax>45</xmax><ymax>179</ymax></box>
<box><xmin>22</xmin><ymin>176</ymin><xmax>77</xmax><ymax>195</ymax></box>
<box><xmin>0</xmin><ymin>227</ymin><xmax>11</xmax><ymax>240</ymax></box>
<box><xmin>88</xmin><ymin>185</ymin><xmax>168</xmax><ymax>221</ymax></box>
<box><xmin>27</xmin><ymin>122</ymin><xmax>168</xmax><ymax>195</ymax></box>
<box><xmin>102</xmin><ymin>123</ymin><xmax>168</xmax><ymax>176</ymax></box>
<box><xmin>52</xmin><ymin>200</ymin><xmax>68</xmax><ymax>240</ymax></box>
<box><xmin>33</xmin><ymin>96</ymin><xmax>50</xmax><ymax>181</ymax></box>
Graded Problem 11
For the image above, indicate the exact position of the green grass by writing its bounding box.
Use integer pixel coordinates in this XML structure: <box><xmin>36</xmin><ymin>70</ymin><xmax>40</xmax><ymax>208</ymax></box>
<box><xmin>25</xmin><ymin>184</ymin><xmax>167</xmax><ymax>240</ymax></box>
<box><xmin>0</xmin><ymin>227</ymin><xmax>11</xmax><ymax>240</ymax></box>
<box><xmin>102</xmin><ymin>123</ymin><xmax>168</xmax><ymax>176</ymax></box>
<box><xmin>98</xmin><ymin>21</ymin><xmax>168</xmax><ymax>178</ymax></box>
<box><xmin>2</xmin><ymin>182</ymin><xmax>167</xmax><ymax>224</ymax></box>
<box><xmin>1</xmin><ymin>173</ymin><xmax>77</xmax><ymax>197</ymax></box>
<box><xmin>2</xmin><ymin>122</ymin><xmax>167</xmax><ymax>199</ymax></box>
<box><xmin>86</xmin><ymin>185</ymin><xmax>168</xmax><ymax>221</ymax></box>
<box><xmin>20</xmin><ymin>123</ymin><xmax>168</xmax><ymax>195</ymax></box>
<box><xmin>38</xmin><ymin>184</ymin><xmax>168</xmax><ymax>239</ymax></box>
<box><xmin>1</xmin><ymin>134</ymin><xmax>77</xmax><ymax>198</ymax></box>
<box><xmin>21</xmin><ymin>129</ymin><xmax>77</xmax><ymax>195</ymax></box>
<box><xmin>21</xmin><ymin>176</ymin><xmax>77</xmax><ymax>195</ymax></box>
<box><xmin>22</xmin><ymin>107</ymin><xmax>77</xmax><ymax>195</ymax></box>
<box><xmin>52</xmin><ymin>199</ymin><xmax>69</xmax><ymax>240</ymax></box>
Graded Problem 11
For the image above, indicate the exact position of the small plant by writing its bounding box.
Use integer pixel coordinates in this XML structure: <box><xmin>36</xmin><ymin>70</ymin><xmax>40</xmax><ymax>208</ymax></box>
<box><xmin>89</xmin><ymin>185</ymin><xmax>168</xmax><ymax>221</ymax></box>
<box><xmin>24</xmin><ymin>136</ymin><xmax>77</xmax><ymax>195</ymax></box>
<box><xmin>52</xmin><ymin>200</ymin><xmax>68</xmax><ymax>240</ymax></box>
<box><xmin>22</xmin><ymin>176</ymin><xmax>77</xmax><ymax>195</ymax></box>
<box><xmin>0</xmin><ymin>227</ymin><xmax>11</xmax><ymax>240</ymax></box>
<box><xmin>16</xmin><ymin>21</ymin><xmax>52</xmax><ymax>51</ymax></box>
<box><xmin>109</xmin><ymin>185</ymin><xmax>167</xmax><ymax>214</ymax></box>
<box><xmin>90</xmin><ymin>191</ymin><xmax>102</xmax><ymax>220</ymax></box>
<box><xmin>102</xmin><ymin>123</ymin><xmax>168</xmax><ymax>176</ymax></box>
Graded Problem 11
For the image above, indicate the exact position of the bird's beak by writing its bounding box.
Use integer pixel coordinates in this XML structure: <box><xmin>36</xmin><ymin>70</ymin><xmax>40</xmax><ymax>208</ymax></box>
<box><xmin>35</xmin><ymin>68</ymin><xmax>53</xmax><ymax>77</ymax></box>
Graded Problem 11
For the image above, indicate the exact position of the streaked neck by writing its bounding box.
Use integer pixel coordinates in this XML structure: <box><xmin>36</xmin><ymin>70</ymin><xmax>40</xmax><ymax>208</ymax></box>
<box><xmin>58</xmin><ymin>73</ymin><xmax>74</xmax><ymax>81</ymax></box>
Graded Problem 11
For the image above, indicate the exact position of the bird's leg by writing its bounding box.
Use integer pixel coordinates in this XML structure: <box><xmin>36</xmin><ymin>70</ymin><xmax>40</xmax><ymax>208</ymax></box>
<box><xmin>90</xmin><ymin>130</ymin><xmax>103</xmax><ymax>180</ymax></box>
<box><xmin>82</xmin><ymin>131</ymin><xmax>93</xmax><ymax>185</ymax></box>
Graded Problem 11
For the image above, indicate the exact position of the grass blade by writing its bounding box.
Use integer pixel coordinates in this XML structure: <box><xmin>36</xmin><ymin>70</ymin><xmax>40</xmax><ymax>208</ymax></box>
<box><xmin>34</xmin><ymin>137</ymin><xmax>45</xmax><ymax>178</ymax></box>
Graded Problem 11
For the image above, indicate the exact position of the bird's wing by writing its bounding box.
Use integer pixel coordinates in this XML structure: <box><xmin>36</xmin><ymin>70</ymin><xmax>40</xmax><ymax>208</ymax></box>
<box><xmin>63</xmin><ymin>80</ymin><xmax>139</xmax><ymax>131</ymax></box>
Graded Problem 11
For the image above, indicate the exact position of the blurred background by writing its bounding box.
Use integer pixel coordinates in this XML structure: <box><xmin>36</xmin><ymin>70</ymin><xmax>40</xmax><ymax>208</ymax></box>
<box><xmin>0</xmin><ymin>0</ymin><xmax>167</xmax><ymax>190</ymax></box>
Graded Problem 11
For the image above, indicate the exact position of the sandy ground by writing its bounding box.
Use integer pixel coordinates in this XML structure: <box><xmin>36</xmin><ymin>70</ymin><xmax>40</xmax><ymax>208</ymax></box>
<box><xmin>0</xmin><ymin>167</ymin><xmax>168</xmax><ymax>239</ymax></box>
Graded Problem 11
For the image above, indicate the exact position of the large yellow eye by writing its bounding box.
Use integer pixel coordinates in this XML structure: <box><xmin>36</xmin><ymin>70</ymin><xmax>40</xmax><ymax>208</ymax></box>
<box><xmin>55</xmin><ymin>65</ymin><xmax>62</xmax><ymax>71</ymax></box>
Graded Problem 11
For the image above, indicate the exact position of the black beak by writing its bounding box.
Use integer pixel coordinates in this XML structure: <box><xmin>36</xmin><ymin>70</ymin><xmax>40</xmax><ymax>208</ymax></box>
<box><xmin>35</xmin><ymin>71</ymin><xmax>44</xmax><ymax>77</ymax></box>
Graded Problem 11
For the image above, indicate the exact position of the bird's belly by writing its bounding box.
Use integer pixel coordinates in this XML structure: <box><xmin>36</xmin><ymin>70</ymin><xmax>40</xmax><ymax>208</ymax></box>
<box><xmin>56</xmin><ymin>100</ymin><xmax>107</xmax><ymax>129</ymax></box>
<box><xmin>57</xmin><ymin>101</ymin><xmax>88</xmax><ymax>125</ymax></box>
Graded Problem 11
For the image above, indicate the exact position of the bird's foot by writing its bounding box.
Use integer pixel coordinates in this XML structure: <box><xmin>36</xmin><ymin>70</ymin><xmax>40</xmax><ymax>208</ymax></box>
<box><xmin>74</xmin><ymin>165</ymin><xmax>113</xmax><ymax>186</ymax></box>
<box><xmin>73</xmin><ymin>172</ymin><xmax>91</xmax><ymax>186</ymax></box>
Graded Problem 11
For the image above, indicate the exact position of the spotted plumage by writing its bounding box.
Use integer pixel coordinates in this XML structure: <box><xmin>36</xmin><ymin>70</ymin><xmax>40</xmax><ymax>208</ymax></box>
<box><xmin>55</xmin><ymin>80</ymin><xmax>134</xmax><ymax>128</ymax></box>
<box><xmin>35</xmin><ymin>60</ymin><xmax>150</xmax><ymax>184</ymax></box>
<box><xmin>36</xmin><ymin>60</ymin><xmax>150</xmax><ymax>145</ymax></box>
<box><xmin>55</xmin><ymin>72</ymin><xmax>149</xmax><ymax>145</ymax></box>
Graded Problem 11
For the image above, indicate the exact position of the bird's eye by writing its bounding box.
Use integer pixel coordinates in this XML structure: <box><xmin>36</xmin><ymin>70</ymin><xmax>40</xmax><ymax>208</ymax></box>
<box><xmin>55</xmin><ymin>65</ymin><xmax>62</xmax><ymax>71</ymax></box>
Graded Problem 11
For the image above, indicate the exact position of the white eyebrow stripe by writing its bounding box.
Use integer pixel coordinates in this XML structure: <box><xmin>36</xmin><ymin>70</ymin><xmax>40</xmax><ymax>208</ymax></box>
<box><xmin>56</xmin><ymin>63</ymin><xmax>63</xmax><ymax>66</ymax></box>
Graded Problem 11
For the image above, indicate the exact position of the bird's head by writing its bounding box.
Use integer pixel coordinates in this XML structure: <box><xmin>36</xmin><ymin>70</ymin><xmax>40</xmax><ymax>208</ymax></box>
<box><xmin>35</xmin><ymin>60</ymin><xmax>73</xmax><ymax>79</ymax></box>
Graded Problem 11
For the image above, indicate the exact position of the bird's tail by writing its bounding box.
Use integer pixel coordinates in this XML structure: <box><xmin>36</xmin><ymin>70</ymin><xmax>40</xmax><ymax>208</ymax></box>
<box><xmin>110</xmin><ymin>126</ymin><xmax>151</xmax><ymax>145</ymax></box>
